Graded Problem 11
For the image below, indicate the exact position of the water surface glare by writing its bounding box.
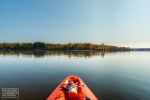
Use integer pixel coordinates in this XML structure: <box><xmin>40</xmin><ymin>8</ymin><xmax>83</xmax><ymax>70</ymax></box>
<box><xmin>0</xmin><ymin>51</ymin><xmax>150</xmax><ymax>100</ymax></box>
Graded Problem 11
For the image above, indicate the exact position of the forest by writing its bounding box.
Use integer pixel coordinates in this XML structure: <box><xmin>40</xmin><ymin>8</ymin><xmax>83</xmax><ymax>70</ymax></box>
<box><xmin>0</xmin><ymin>42</ymin><xmax>131</xmax><ymax>51</ymax></box>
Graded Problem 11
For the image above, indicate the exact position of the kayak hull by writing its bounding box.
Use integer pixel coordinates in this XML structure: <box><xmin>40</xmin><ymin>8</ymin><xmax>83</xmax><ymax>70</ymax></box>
<box><xmin>47</xmin><ymin>75</ymin><xmax>97</xmax><ymax>100</ymax></box>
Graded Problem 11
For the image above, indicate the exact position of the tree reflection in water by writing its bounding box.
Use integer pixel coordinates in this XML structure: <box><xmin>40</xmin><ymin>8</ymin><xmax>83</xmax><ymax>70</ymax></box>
<box><xmin>0</xmin><ymin>50</ymin><xmax>131</xmax><ymax>58</ymax></box>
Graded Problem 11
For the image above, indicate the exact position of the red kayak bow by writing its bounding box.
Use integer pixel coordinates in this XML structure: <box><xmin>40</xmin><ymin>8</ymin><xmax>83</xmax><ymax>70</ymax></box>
<box><xmin>47</xmin><ymin>75</ymin><xmax>97</xmax><ymax>100</ymax></box>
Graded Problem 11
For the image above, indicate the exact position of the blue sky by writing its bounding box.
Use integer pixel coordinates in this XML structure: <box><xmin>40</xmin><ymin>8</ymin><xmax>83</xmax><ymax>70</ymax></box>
<box><xmin>0</xmin><ymin>0</ymin><xmax>150</xmax><ymax>47</ymax></box>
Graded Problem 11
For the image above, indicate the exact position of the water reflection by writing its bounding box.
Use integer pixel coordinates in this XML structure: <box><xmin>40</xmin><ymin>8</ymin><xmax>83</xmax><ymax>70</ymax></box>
<box><xmin>0</xmin><ymin>50</ymin><xmax>131</xmax><ymax>58</ymax></box>
<box><xmin>0</xmin><ymin>51</ymin><xmax>149</xmax><ymax>100</ymax></box>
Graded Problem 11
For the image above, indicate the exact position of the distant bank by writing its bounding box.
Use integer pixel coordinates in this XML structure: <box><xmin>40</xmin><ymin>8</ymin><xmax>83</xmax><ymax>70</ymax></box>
<box><xmin>0</xmin><ymin>42</ymin><xmax>131</xmax><ymax>51</ymax></box>
<box><xmin>133</xmin><ymin>48</ymin><xmax>150</xmax><ymax>51</ymax></box>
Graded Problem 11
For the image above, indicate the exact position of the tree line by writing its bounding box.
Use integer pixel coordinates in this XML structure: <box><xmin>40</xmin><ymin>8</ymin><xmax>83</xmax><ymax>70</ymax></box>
<box><xmin>0</xmin><ymin>42</ymin><xmax>131</xmax><ymax>51</ymax></box>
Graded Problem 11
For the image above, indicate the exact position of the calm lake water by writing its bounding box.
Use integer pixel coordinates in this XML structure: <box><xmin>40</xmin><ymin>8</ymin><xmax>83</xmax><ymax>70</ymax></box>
<box><xmin>0</xmin><ymin>51</ymin><xmax>150</xmax><ymax>100</ymax></box>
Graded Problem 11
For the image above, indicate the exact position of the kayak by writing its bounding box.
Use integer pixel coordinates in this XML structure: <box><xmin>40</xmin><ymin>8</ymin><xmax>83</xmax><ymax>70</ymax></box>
<box><xmin>47</xmin><ymin>75</ymin><xmax>97</xmax><ymax>100</ymax></box>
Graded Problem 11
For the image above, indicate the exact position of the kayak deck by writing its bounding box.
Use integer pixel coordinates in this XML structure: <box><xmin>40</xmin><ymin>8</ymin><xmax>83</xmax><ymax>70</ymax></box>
<box><xmin>47</xmin><ymin>75</ymin><xmax>97</xmax><ymax>100</ymax></box>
